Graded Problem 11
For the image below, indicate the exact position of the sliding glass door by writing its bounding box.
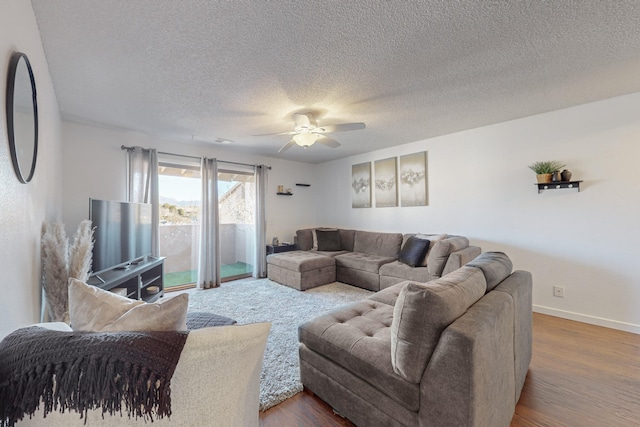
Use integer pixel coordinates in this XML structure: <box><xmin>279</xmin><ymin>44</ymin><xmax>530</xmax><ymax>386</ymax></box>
<box><xmin>157</xmin><ymin>156</ymin><xmax>201</xmax><ymax>289</ymax></box>
<box><xmin>218</xmin><ymin>163</ymin><xmax>256</xmax><ymax>281</ymax></box>
<box><xmin>157</xmin><ymin>156</ymin><xmax>257</xmax><ymax>288</ymax></box>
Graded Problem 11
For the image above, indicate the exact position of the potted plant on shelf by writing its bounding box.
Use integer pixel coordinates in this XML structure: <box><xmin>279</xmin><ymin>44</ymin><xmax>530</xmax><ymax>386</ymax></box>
<box><xmin>528</xmin><ymin>160</ymin><xmax>566</xmax><ymax>184</ymax></box>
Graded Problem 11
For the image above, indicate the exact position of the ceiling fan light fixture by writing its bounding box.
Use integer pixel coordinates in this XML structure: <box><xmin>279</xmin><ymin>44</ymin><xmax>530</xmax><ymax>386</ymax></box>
<box><xmin>257</xmin><ymin>112</ymin><xmax>363</xmax><ymax>153</ymax></box>
<box><xmin>293</xmin><ymin>133</ymin><xmax>318</xmax><ymax>147</ymax></box>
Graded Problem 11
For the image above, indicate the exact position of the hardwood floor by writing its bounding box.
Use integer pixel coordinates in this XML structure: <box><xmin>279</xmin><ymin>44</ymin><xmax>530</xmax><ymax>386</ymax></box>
<box><xmin>259</xmin><ymin>313</ymin><xmax>640</xmax><ymax>427</ymax></box>
<box><xmin>512</xmin><ymin>314</ymin><xmax>640</xmax><ymax>427</ymax></box>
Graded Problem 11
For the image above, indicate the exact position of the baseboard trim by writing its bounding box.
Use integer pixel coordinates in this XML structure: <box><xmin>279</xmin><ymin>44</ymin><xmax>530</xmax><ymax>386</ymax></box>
<box><xmin>533</xmin><ymin>305</ymin><xmax>640</xmax><ymax>335</ymax></box>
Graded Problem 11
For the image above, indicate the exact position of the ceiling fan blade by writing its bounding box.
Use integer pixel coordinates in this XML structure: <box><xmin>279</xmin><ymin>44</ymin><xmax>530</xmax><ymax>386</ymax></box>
<box><xmin>318</xmin><ymin>136</ymin><xmax>341</xmax><ymax>148</ymax></box>
<box><xmin>252</xmin><ymin>130</ymin><xmax>295</xmax><ymax>137</ymax></box>
<box><xmin>278</xmin><ymin>139</ymin><xmax>296</xmax><ymax>153</ymax></box>
<box><xmin>315</xmin><ymin>122</ymin><xmax>366</xmax><ymax>133</ymax></box>
<box><xmin>293</xmin><ymin>113</ymin><xmax>312</xmax><ymax>128</ymax></box>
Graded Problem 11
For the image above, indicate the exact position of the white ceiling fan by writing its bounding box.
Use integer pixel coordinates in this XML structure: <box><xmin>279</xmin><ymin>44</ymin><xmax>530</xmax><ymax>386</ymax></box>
<box><xmin>254</xmin><ymin>112</ymin><xmax>365</xmax><ymax>153</ymax></box>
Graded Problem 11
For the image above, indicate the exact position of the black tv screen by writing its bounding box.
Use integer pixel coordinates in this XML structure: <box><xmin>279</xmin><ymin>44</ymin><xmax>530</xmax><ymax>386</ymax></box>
<box><xmin>89</xmin><ymin>199</ymin><xmax>152</xmax><ymax>274</ymax></box>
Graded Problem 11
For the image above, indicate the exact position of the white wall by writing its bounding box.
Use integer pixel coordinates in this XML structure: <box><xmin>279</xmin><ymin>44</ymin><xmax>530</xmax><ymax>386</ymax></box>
<box><xmin>62</xmin><ymin>121</ymin><xmax>319</xmax><ymax>247</ymax></box>
<box><xmin>315</xmin><ymin>93</ymin><xmax>640</xmax><ymax>333</ymax></box>
<box><xmin>0</xmin><ymin>1</ymin><xmax>63</xmax><ymax>338</ymax></box>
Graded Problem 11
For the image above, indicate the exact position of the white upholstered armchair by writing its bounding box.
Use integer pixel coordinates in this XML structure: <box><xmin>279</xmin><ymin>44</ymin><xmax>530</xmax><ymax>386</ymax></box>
<box><xmin>14</xmin><ymin>322</ymin><xmax>270</xmax><ymax>427</ymax></box>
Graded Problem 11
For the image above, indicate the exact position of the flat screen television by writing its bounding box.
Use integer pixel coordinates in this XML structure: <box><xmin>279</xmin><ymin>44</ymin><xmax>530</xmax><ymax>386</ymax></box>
<box><xmin>89</xmin><ymin>198</ymin><xmax>153</xmax><ymax>275</ymax></box>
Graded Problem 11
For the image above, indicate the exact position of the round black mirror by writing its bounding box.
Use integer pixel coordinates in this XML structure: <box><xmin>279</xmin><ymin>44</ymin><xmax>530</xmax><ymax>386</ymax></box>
<box><xmin>6</xmin><ymin>52</ymin><xmax>38</xmax><ymax>184</ymax></box>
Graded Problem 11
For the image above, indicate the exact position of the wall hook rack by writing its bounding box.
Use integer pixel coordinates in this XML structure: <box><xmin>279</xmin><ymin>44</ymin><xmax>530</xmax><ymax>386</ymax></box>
<box><xmin>535</xmin><ymin>180</ymin><xmax>582</xmax><ymax>193</ymax></box>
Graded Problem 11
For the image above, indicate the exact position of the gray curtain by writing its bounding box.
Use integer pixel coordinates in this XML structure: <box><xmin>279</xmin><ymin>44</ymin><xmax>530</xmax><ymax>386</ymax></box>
<box><xmin>254</xmin><ymin>165</ymin><xmax>268</xmax><ymax>278</ymax></box>
<box><xmin>197</xmin><ymin>157</ymin><xmax>220</xmax><ymax>289</ymax></box>
<box><xmin>127</xmin><ymin>147</ymin><xmax>159</xmax><ymax>257</ymax></box>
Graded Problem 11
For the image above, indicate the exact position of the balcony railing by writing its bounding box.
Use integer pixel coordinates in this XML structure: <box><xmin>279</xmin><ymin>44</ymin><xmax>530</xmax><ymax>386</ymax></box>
<box><xmin>159</xmin><ymin>223</ymin><xmax>255</xmax><ymax>288</ymax></box>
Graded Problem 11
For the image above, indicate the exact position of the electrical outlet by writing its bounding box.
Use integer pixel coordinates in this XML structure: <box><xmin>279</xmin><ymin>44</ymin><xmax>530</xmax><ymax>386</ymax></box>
<box><xmin>553</xmin><ymin>286</ymin><xmax>564</xmax><ymax>298</ymax></box>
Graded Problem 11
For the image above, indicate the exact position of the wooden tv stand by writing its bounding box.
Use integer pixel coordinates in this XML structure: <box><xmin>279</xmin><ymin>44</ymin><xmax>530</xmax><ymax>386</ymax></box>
<box><xmin>86</xmin><ymin>257</ymin><xmax>165</xmax><ymax>303</ymax></box>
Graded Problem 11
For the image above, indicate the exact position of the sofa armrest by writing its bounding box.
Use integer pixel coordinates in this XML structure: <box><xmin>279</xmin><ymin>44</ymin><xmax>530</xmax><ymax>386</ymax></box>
<box><xmin>419</xmin><ymin>291</ymin><xmax>516</xmax><ymax>427</ymax></box>
<box><xmin>493</xmin><ymin>270</ymin><xmax>533</xmax><ymax>402</ymax></box>
<box><xmin>441</xmin><ymin>245</ymin><xmax>482</xmax><ymax>276</ymax></box>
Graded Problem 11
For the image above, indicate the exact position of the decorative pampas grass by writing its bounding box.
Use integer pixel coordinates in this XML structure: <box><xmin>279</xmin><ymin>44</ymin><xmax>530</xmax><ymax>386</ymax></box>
<box><xmin>68</xmin><ymin>220</ymin><xmax>94</xmax><ymax>283</ymax></box>
<box><xmin>41</xmin><ymin>220</ymin><xmax>94</xmax><ymax>322</ymax></box>
<box><xmin>41</xmin><ymin>223</ymin><xmax>69</xmax><ymax>322</ymax></box>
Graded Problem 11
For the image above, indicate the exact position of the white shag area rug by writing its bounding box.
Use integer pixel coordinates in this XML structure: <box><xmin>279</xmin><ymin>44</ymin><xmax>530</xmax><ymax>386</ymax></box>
<box><xmin>186</xmin><ymin>278</ymin><xmax>372</xmax><ymax>411</ymax></box>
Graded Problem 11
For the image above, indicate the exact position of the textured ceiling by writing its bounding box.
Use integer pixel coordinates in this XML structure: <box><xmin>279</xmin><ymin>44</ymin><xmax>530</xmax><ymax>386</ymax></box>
<box><xmin>31</xmin><ymin>0</ymin><xmax>640</xmax><ymax>164</ymax></box>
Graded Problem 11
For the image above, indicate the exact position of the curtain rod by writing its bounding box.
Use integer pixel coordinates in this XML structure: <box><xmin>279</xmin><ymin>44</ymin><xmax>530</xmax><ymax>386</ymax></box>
<box><xmin>121</xmin><ymin>145</ymin><xmax>271</xmax><ymax>169</ymax></box>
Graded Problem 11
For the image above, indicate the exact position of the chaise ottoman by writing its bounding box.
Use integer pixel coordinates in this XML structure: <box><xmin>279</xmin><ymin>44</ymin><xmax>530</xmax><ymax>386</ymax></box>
<box><xmin>267</xmin><ymin>250</ymin><xmax>336</xmax><ymax>290</ymax></box>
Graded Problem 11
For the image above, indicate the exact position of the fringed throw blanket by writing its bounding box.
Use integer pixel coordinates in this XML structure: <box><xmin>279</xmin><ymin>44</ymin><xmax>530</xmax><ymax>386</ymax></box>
<box><xmin>186</xmin><ymin>311</ymin><xmax>236</xmax><ymax>329</ymax></box>
<box><xmin>0</xmin><ymin>326</ymin><xmax>188</xmax><ymax>427</ymax></box>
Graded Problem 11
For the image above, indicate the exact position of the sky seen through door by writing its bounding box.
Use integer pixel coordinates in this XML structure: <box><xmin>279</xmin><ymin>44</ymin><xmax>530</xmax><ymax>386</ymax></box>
<box><xmin>159</xmin><ymin>175</ymin><xmax>235</xmax><ymax>203</ymax></box>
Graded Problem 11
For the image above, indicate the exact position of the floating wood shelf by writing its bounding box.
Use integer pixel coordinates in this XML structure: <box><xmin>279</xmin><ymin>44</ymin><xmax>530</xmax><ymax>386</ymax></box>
<box><xmin>535</xmin><ymin>180</ymin><xmax>582</xmax><ymax>194</ymax></box>
<box><xmin>295</xmin><ymin>183</ymin><xmax>310</xmax><ymax>187</ymax></box>
<box><xmin>276</xmin><ymin>192</ymin><xmax>293</xmax><ymax>196</ymax></box>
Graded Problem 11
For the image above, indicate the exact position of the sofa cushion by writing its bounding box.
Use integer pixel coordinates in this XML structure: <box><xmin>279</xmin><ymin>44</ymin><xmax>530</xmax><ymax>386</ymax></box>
<box><xmin>268</xmin><ymin>263</ymin><xmax>336</xmax><ymax>291</ymax></box>
<box><xmin>335</xmin><ymin>252</ymin><xmax>396</xmax><ymax>274</ymax></box>
<box><xmin>299</xmin><ymin>300</ymin><xmax>420</xmax><ymax>411</ymax></box>
<box><xmin>353</xmin><ymin>231</ymin><xmax>403</xmax><ymax>257</ymax></box>
<box><xmin>390</xmin><ymin>266</ymin><xmax>487</xmax><ymax>383</ymax></box>
<box><xmin>315</xmin><ymin>250</ymin><xmax>349</xmax><ymax>257</ymax></box>
<box><xmin>368</xmin><ymin>281</ymin><xmax>408</xmax><ymax>306</ymax></box>
<box><xmin>426</xmin><ymin>236</ymin><xmax>469</xmax><ymax>276</ymax></box>
<box><xmin>397</xmin><ymin>236</ymin><xmax>430</xmax><ymax>267</ymax></box>
<box><xmin>467</xmin><ymin>251</ymin><xmax>513</xmax><ymax>291</ymax></box>
<box><xmin>267</xmin><ymin>250</ymin><xmax>335</xmax><ymax>272</ymax></box>
<box><xmin>68</xmin><ymin>278</ymin><xmax>188</xmax><ymax>332</ymax></box>
<box><xmin>316</xmin><ymin>229</ymin><xmax>342</xmax><ymax>251</ymax></box>
<box><xmin>378</xmin><ymin>261</ymin><xmax>436</xmax><ymax>283</ymax></box>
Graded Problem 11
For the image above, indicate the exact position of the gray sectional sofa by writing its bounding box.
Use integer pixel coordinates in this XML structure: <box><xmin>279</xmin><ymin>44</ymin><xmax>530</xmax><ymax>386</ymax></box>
<box><xmin>298</xmin><ymin>252</ymin><xmax>533</xmax><ymax>427</ymax></box>
<box><xmin>266</xmin><ymin>228</ymin><xmax>481</xmax><ymax>291</ymax></box>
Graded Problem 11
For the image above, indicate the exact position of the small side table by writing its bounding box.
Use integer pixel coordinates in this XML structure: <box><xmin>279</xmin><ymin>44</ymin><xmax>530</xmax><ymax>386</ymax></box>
<box><xmin>266</xmin><ymin>243</ymin><xmax>297</xmax><ymax>255</ymax></box>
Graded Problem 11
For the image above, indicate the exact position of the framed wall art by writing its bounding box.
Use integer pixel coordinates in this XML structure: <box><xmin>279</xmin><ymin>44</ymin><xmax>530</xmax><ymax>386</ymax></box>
<box><xmin>374</xmin><ymin>157</ymin><xmax>397</xmax><ymax>207</ymax></box>
<box><xmin>351</xmin><ymin>162</ymin><xmax>372</xmax><ymax>208</ymax></box>
<box><xmin>400</xmin><ymin>151</ymin><xmax>428</xmax><ymax>206</ymax></box>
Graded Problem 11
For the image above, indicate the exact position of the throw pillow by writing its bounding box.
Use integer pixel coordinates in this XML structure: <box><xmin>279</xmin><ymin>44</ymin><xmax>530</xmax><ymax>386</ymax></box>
<box><xmin>296</xmin><ymin>229</ymin><xmax>314</xmax><ymax>251</ymax></box>
<box><xmin>415</xmin><ymin>233</ymin><xmax>447</xmax><ymax>267</ymax></box>
<box><xmin>311</xmin><ymin>227</ymin><xmax>337</xmax><ymax>250</ymax></box>
<box><xmin>68</xmin><ymin>278</ymin><xmax>188</xmax><ymax>332</ymax></box>
<box><xmin>426</xmin><ymin>236</ymin><xmax>470</xmax><ymax>276</ymax></box>
<box><xmin>397</xmin><ymin>236</ymin><xmax>430</xmax><ymax>267</ymax></box>
<box><xmin>425</xmin><ymin>240</ymin><xmax>451</xmax><ymax>276</ymax></box>
<box><xmin>338</xmin><ymin>229</ymin><xmax>356</xmax><ymax>251</ymax></box>
<box><xmin>316</xmin><ymin>229</ymin><xmax>342</xmax><ymax>251</ymax></box>
<box><xmin>390</xmin><ymin>267</ymin><xmax>487</xmax><ymax>383</ymax></box>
